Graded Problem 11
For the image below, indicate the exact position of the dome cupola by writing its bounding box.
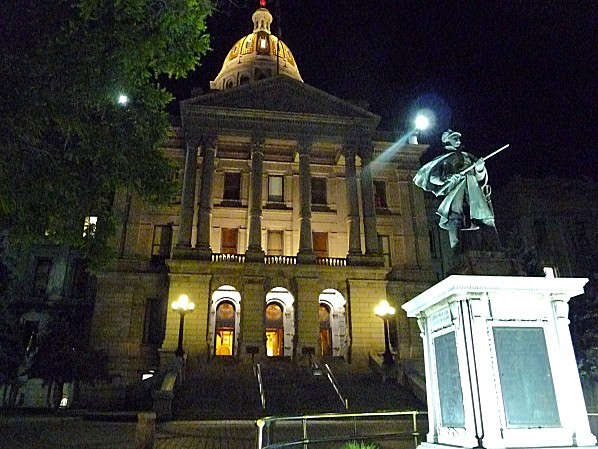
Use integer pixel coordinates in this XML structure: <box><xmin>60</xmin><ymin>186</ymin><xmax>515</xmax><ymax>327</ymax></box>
<box><xmin>210</xmin><ymin>1</ymin><xmax>303</xmax><ymax>90</ymax></box>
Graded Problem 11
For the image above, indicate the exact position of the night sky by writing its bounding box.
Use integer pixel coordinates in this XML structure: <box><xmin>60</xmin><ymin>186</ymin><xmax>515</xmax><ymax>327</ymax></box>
<box><xmin>167</xmin><ymin>1</ymin><xmax>596</xmax><ymax>186</ymax></box>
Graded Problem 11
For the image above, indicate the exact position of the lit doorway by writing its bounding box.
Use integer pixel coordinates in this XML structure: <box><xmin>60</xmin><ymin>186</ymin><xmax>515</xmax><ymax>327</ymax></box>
<box><xmin>265</xmin><ymin>303</ymin><xmax>283</xmax><ymax>357</ymax></box>
<box><xmin>215</xmin><ymin>301</ymin><xmax>235</xmax><ymax>356</ymax></box>
<box><xmin>319</xmin><ymin>289</ymin><xmax>348</xmax><ymax>358</ymax></box>
<box><xmin>209</xmin><ymin>285</ymin><xmax>241</xmax><ymax>358</ymax></box>
<box><xmin>265</xmin><ymin>288</ymin><xmax>295</xmax><ymax>357</ymax></box>
<box><xmin>319</xmin><ymin>304</ymin><xmax>332</xmax><ymax>356</ymax></box>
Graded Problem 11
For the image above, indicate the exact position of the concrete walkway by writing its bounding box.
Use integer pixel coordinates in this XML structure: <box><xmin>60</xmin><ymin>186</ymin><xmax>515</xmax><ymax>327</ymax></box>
<box><xmin>0</xmin><ymin>416</ymin><xmax>256</xmax><ymax>449</ymax></box>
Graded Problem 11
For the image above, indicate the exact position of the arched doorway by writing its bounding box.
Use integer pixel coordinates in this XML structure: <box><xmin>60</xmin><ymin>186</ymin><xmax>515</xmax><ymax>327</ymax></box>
<box><xmin>209</xmin><ymin>285</ymin><xmax>241</xmax><ymax>357</ymax></box>
<box><xmin>319</xmin><ymin>303</ymin><xmax>332</xmax><ymax>357</ymax></box>
<box><xmin>265</xmin><ymin>302</ymin><xmax>283</xmax><ymax>357</ymax></box>
<box><xmin>265</xmin><ymin>287</ymin><xmax>295</xmax><ymax>357</ymax></box>
<box><xmin>214</xmin><ymin>301</ymin><xmax>235</xmax><ymax>356</ymax></box>
<box><xmin>319</xmin><ymin>289</ymin><xmax>347</xmax><ymax>358</ymax></box>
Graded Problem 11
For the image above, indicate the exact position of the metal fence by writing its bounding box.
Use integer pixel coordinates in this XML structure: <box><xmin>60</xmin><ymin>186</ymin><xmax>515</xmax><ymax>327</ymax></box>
<box><xmin>256</xmin><ymin>411</ymin><xmax>427</xmax><ymax>449</ymax></box>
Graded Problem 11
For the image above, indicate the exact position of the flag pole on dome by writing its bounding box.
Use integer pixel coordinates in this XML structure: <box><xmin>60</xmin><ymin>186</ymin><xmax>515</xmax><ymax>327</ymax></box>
<box><xmin>260</xmin><ymin>0</ymin><xmax>266</xmax><ymax>7</ymax></box>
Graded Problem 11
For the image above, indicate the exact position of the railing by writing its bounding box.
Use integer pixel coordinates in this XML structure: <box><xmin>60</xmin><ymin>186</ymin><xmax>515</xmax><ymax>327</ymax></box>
<box><xmin>212</xmin><ymin>253</ymin><xmax>246</xmax><ymax>263</ymax></box>
<box><xmin>256</xmin><ymin>410</ymin><xmax>426</xmax><ymax>449</ymax></box>
<box><xmin>255</xmin><ymin>363</ymin><xmax>266</xmax><ymax>412</ymax></box>
<box><xmin>324</xmin><ymin>363</ymin><xmax>348</xmax><ymax>410</ymax></box>
<box><xmin>316</xmin><ymin>257</ymin><xmax>347</xmax><ymax>266</ymax></box>
<box><xmin>265</xmin><ymin>255</ymin><xmax>297</xmax><ymax>265</ymax></box>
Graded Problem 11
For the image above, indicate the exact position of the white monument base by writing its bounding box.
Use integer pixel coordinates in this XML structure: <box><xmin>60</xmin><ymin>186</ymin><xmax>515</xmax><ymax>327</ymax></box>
<box><xmin>403</xmin><ymin>275</ymin><xmax>596</xmax><ymax>449</ymax></box>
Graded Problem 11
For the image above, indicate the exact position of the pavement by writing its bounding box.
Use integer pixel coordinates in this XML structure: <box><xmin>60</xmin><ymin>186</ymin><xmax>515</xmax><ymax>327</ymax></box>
<box><xmin>0</xmin><ymin>416</ymin><xmax>256</xmax><ymax>449</ymax></box>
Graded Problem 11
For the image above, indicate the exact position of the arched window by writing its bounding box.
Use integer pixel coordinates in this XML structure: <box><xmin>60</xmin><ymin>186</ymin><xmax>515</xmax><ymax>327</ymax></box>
<box><xmin>265</xmin><ymin>302</ymin><xmax>284</xmax><ymax>357</ymax></box>
<box><xmin>239</xmin><ymin>74</ymin><xmax>250</xmax><ymax>85</ymax></box>
<box><xmin>215</xmin><ymin>301</ymin><xmax>235</xmax><ymax>356</ymax></box>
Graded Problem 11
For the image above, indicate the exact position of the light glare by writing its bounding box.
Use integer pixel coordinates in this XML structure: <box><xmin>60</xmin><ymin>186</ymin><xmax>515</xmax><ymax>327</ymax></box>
<box><xmin>415</xmin><ymin>114</ymin><xmax>430</xmax><ymax>130</ymax></box>
<box><xmin>118</xmin><ymin>94</ymin><xmax>129</xmax><ymax>105</ymax></box>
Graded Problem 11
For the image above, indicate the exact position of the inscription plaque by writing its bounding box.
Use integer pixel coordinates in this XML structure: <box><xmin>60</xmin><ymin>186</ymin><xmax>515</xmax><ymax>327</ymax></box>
<box><xmin>493</xmin><ymin>327</ymin><xmax>560</xmax><ymax>427</ymax></box>
<box><xmin>434</xmin><ymin>331</ymin><xmax>465</xmax><ymax>427</ymax></box>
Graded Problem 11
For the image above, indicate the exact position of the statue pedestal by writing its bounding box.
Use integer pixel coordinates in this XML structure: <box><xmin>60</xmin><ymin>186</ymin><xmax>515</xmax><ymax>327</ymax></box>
<box><xmin>403</xmin><ymin>275</ymin><xmax>596</xmax><ymax>449</ymax></box>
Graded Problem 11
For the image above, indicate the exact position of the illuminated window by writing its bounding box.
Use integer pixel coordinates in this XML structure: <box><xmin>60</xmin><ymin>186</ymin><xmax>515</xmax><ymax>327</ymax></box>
<box><xmin>267</xmin><ymin>231</ymin><xmax>283</xmax><ymax>256</ymax></box>
<box><xmin>268</xmin><ymin>175</ymin><xmax>284</xmax><ymax>203</ymax></box>
<box><xmin>83</xmin><ymin>216</ymin><xmax>97</xmax><ymax>237</ymax></box>
<box><xmin>313</xmin><ymin>232</ymin><xmax>328</xmax><ymax>258</ymax></box>
<box><xmin>543</xmin><ymin>266</ymin><xmax>557</xmax><ymax>278</ymax></box>
<box><xmin>374</xmin><ymin>180</ymin><xmax>388</xmax><ymax>208</ymax></box>
<box><xmin>221</xmin><ymin>228</ymin><xmax>238</xmax><ymax>254</ymax></box>
<box><xmin>152</xmin><ymin>224</ymin><xmax>173</xmax><ymax>259</ymax></box>
<box><xmin>311</xmin><ymin>177</ymin><xmax>327</xmax><ymax>205</ymax></box>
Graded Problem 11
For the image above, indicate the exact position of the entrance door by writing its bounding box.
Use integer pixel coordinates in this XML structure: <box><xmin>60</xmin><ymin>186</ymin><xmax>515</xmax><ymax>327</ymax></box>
<box><xmin>319</xmin><ymin>304</ymin><xmax>332</xmax><ymax>356</ymax></box>
<box><xmin>265</xmin><ymin>303</ymin><xmax>284</xmax><ymax>357</ymax></box>
<box><xmin>215</xmin><ymin>301</ymin><xmax>235</xmax><ymax>356</ymax></box>
<box><xmin>215</xmin><ymin>328</ymin><xmax>234</xmax><ymax>356</ymax></box>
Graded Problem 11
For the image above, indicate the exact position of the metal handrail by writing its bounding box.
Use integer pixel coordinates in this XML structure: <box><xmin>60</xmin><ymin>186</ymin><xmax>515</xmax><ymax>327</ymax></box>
<box><xmin>255</xmin><ymin>363</ymin><xmax>266</xmax><ymax>411</ymax></box>
<box><xmin>324</xmin><ymin>363</ymin><xmax>348</xmax><ymax>410</ymax></box>
<box><xmin>256</xmin><ymin>410</ymin><xmax>426</xmax><ymax>449</ymax></box>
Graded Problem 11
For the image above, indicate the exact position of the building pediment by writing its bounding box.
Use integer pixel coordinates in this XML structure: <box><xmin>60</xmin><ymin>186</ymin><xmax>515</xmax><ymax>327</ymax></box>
<box><xmin>181</xmin><ymin>76</ymin><xmax>380</xmax><ymax>130</ymax></box>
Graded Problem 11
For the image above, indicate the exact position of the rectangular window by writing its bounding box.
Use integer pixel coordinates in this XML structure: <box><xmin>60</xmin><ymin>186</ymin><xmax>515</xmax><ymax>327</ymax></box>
<box><xmin>313</xmin><ymin>232</ymin><xmax>328</xmax><ymax>258</ymax></box>
<box><xmin>267</xmin><ymin>230</ymin><xmax>284</xmax><ymax>256</ymax></box>
<box><xmin>143</xmin><ymin>298</ymin><xmax>167</xmax><ymax>345</ymax></box>
<box><xmin>152</xmin><ymin>224</ymin><xmax>173</xmax><ymax>259</ymax></box>
<box><xmin>221</xmin><ymin>228</ymin><xmax>239</xmax><ymax>254</ymax></box>
<box><xmin>223</xmin><ymin>172</ymin><xmax>241</xmax><ymax>201</ymax></box>
<box><xmin>374</xmin><ymin>180</ymin><xmax>388</xmax><ymax>208</ymax></box>
<box><xmin>268</xmin><ymin>175</ymin><xmax>284</xmax><ymax>203</ymax></box>
<box><xmin>378</xmin><ymin>234</ymin><xmax>391</xmax><ymax>267</ymax></box>
<box><xmin>34</xmin><ymin>258</ymin><xmax>52</xmax><ymax>294</ymax></box>
<box><xmin>311</xmin><ymin>177</ymin><xmax>327</xmax><ymax>205</ymax></box>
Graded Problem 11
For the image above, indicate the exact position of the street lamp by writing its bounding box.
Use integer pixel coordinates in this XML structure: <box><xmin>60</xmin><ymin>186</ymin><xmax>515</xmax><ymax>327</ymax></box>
<box><xmin>374</xmin><ymin>299</ymin><xmax>396</xmax><ymax>366</ymax></box>
<box><xmin>415</xmin><ymin>113</ymin><xmax>430</xmax><ymax>131</ymax></box>
<box><xmin>172</xmin><ymin>294</ymin><xmax>195</xmax><ymax>357</ymax></box>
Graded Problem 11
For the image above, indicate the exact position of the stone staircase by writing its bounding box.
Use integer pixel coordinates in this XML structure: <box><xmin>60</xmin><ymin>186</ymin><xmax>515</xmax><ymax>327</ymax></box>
<box><xmin>171</xmin><ymin>357</ymin><xmax>425</xmax><ymax>420</ymax></box>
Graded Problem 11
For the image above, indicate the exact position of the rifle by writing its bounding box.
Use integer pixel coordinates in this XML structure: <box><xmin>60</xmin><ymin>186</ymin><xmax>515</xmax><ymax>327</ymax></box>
<box><xmin>459</xmin><ymin>144</ymin><xmax>509</xmax><ymax>175</ymax></box>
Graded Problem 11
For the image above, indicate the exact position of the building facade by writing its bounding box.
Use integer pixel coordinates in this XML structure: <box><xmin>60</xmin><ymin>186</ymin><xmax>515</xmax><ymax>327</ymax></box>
<box><xmin>89</xmin><ymin>5</ymin><xmax>435</xmax><ymax>382</ymax></box>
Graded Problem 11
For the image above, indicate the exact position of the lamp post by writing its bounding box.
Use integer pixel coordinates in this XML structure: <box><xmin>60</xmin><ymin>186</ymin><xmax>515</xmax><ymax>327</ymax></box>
<box><xmin>375</xmin><ymin>299</ymin><xmax>396</xmax><ymax>366</ymax></box>
<box><xmin>172</xmin><ymin>294</ymin><xmax>195</xmax><ymax>357</ymax></box>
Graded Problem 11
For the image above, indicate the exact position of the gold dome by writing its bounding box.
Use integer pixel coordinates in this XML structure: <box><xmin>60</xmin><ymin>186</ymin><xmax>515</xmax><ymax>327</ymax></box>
<box><xmin>210</xmin><ymin>7</ymin><xmax>303</xmax><ymax>90</ymax></box>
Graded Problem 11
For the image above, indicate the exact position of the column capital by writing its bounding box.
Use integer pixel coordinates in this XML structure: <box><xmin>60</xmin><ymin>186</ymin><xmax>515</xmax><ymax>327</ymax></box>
<box><xmin>200</xmin><ymin>133</ymin><xmax>217</xmax><ymax>150</ymax></box>
<box><xmin>296</xmin><ymin>137</ymin><xmax>312</xmax><ymax>155</ymax></box>
<box><xmin>251</xmin><ymin>135</ymin><xmax>265</xmax><ymax>156</ymax></box>
<box><xmin>358</xmin><ymin>140</ymin><xmax>375</xmax><ymax>161</ymax></box>
<box><xmin>184</xmin><ymin>130</ymin><xmax>202</xmax><ymax>150</ymax></box>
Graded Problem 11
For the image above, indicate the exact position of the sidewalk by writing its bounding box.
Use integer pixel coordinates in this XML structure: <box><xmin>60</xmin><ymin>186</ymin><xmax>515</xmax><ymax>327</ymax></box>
<box><xmin>0</xmin><ymin>416</ymin><xmax>256</xmax><ymax>449</ymax></box>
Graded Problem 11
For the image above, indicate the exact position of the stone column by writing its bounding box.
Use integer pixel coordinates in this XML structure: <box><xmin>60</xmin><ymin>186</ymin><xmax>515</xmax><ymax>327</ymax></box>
<box><xmin>196</xmin><ymin>135</ymin><xmax>217</xmax><ymax>259</ymax></box>
<box><xmin>177</xmin><ymin>140</ymin><xmax>199</xmax><ymax>248</ymax></box>
<box><xmin>297</xmin><ymin>140</ymin><xmax>316</xmax><ymax>264</ymax></box>
<box><xmin>360</xmin><ymin>145</ymin><xmax>379</xmax><ymax>257</ymax></box>
<box><xmin>246</xmin><ymin>138</ymin><xmax>265</xmax><ymax>262</ymax></box>
<box><xmin>344</xmin><ymin>144</ymin><xmax>362</xmax><ymax>259</ymax></box>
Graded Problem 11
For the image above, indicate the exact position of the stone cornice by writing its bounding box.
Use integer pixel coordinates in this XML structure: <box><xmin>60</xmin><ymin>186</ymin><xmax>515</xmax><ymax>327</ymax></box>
<box><xmin>403</xmin><ymin>275</ymin><xmax>588</xmax><ymax>317</ymax></box>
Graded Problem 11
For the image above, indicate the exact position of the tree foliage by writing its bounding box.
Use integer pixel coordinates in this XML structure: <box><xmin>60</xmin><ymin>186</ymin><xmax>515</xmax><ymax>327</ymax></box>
<box><xmin>0</xmin><ymin>0</ymin><xmax>212</xmax><ymax>264</ymax></box>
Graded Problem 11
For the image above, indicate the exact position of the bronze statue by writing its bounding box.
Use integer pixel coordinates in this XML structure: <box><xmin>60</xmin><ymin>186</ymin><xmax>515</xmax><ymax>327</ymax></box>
<box><xmin>414</xmin><ymin>130</ymin><xmax>506</xmax><ymax>248</ymax></box>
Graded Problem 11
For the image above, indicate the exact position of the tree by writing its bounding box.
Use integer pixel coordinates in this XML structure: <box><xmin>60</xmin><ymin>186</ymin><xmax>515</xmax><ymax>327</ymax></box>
<box><xmin>0</xmin><ymin>0</ymin><xmax>212</xmax><ymax>266</ymax></box>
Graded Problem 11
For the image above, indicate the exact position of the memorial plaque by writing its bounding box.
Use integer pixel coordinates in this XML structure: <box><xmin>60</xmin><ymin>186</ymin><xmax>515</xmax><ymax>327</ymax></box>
<box><xmin>434</xmin><ymin>331</ymin><xmax>465</xmax><ymax>427</ymax></box>
<box><xmin>493</xmin><ymin>327</ymin><xmax>560</xmax><ymax>427</ymax></box>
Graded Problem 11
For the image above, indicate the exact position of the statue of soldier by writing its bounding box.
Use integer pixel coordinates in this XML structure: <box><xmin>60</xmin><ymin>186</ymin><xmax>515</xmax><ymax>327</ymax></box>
<box><xmin>414</xmin><ymin>130</ymin><xmax>498</xmax><ymax>249</ymax></box>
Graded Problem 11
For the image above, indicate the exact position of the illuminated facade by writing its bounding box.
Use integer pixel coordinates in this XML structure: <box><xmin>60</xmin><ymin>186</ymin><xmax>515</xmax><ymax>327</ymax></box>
<box><xmin>89</xmin><ymin>5</ymin><xmax>435</xmax><ymax>382</ymax></box>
